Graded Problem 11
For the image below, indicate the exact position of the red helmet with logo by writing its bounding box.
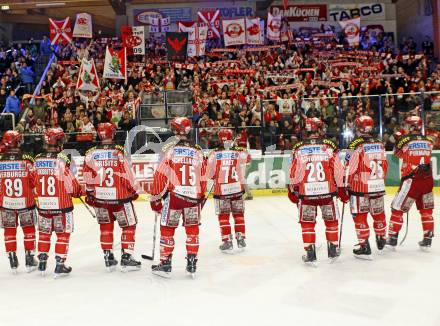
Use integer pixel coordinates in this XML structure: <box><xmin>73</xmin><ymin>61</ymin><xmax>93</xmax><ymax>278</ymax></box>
<box><xmin>1</xmin><ymin>131</ymin><xmax>23</xmax><ymax>149</ymax></box>
<box><xmin>405</xmin><ymin>115</ymin><xmax>423</xmax><ymax>128</ymax></box>
<box><xmin>170</xmin><ymin>117</ymin><xmax>191</xmax><ymax>135</ymax></box>
<box><xmin>355</xmin><ymin>115</ymin><xmax>374</xmax><ymax>133</ymax></box>
<box><xmin>218</xmin><ymin>128</ymin><xmax>234</xmax><ymax>145</ymax></box>
<box><xmin>44</xmin><ymin>128</ymin><xmax>66</xmax><ymax>146</ymax></box>
<box><xmin>97</xmin><ymin>122</ymin><xmax>116</xmax><ymax>141</ymax></box>
<box><xmin>305</xmin><ymin>117</ymin><xmax>323</xmax><ymax>133</ymax></box>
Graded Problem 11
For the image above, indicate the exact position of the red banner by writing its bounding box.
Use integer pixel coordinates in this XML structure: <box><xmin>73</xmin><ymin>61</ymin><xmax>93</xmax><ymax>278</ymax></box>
<box><xmin>270</xmin><ymin>4</ymin><xmax>327</xmax><ymax>22</ymax></box>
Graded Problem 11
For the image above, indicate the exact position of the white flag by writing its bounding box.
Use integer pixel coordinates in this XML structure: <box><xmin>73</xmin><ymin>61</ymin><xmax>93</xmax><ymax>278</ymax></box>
<box><xmin>339</xmin><ymin>18</ymin><xmax>360</xmax><ymax>47</ymax></box>
<box><xmin>178</xmin><ymin>23</ymin><xmax>208</xmax><ymax>57</ymax></box>
<box><xmin>246</xmin><ymin>18</ymin><xmax>262</xmax><ymax>45</ymax></box>
<box><xmin>267</xmin><ymin>13</ymin><xmax>281</xmax><ymax>41</ymax></box>
<box><xmin>76</xmin><ymin>58</ymin><xmax>99</xmax><ymax>91</ymax></box>
<box><xmin>103</xmin><ymin>47</ymin><xmax>127</xmax><ymax>80</ymax></box>
<box><xmin>148</xmin><ymin>16</ymin><xmax>171</xmax><ymax>33</ymax></box>
<box><xmin>223</xmin><ymin>18</ymin><xmax>246</xmax><ymax>47</ymax></box>
<box><xmin>72</xmin><ymin>13</ymin><xmax>93</xmax><ymax>38</ymax></box>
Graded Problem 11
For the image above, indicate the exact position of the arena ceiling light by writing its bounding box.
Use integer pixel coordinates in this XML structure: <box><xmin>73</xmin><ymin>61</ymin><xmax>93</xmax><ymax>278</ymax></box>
<box><xmin>35</xmin><ymin>2</ymin><xmax>66</xmax><ymax>7</ymax></box>
<box><xmin>1</xmin><ymin>5</ymin><xmax>10</xmax><ymax>10</ymax></box>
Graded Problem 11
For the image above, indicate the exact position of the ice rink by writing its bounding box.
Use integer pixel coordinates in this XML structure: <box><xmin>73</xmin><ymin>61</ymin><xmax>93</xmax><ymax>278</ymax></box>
<box><xmin>0</xmin><ymin>195</ymin><xmax>439</xmax><ymax>326</ymax></box>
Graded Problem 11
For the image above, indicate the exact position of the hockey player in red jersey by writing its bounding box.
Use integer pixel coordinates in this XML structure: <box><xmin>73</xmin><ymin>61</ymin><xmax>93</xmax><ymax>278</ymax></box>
<box><xmin>386</xmin><ymin>116</ymin><xmax>434</xmax><ymax>250</ymax></box>
<box><xmin>150</xmin><ymin>117</ymin><xmax>207</xmax><ymax>278</ymax></box>
<box><xmin>83</xmin><ymin>122</ymin><xmax>141</xmax><ymax>271</ymax></box>
<box><xmin>207</xmin><ymin>129</ymin><xmax>251</xmax><ymax>253</ymax></box>
<box><xmin>34</xmin><ymin>128</ymin><xmax>83</xmax><ymax>277</ymax></box>
<box><xmin>0</xmin><ymin>131</ymin><xmax>38</xmax><ymax>273</ymax></box>
<box><xmin>288</xmin><ymin>118</ymin><xmax>345</xmax><ymax>265</ymax></box>
<box><xmin>345</xmin><ymin>116</ymin><xmax>388</xmax><ymax>259</ymax></box>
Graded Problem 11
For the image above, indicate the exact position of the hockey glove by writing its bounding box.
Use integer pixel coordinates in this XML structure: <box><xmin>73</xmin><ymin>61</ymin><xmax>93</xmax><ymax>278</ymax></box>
<box><xmin>85</xmin><ymin>191</ymin><xmax>96</xmax><ymax>206</ymax></box>
<box><xmin>150</xmin><ymin>199</ymin><xmax>163</xmax><ymax>213</ymax></box>
<box><xmin>337</xmin><ymin>187</ymin><xmax>349</xmax><ymax>203</ymax></box>
<box><xmin>287</xmin><ymin>186</ymin><xmax>299</xmax><ymax>204</ymax></box>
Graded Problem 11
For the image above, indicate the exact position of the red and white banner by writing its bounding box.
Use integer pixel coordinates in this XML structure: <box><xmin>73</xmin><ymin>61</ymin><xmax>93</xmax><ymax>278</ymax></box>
<box><xmin>267</xmin><ymin>13</ymin><xmax>281</xmax><ymax>41</ymax></box>
<box><xmin>197</xmin><ymin>10</ymin><xmax>221</xmax><ymax>39</ymax></box>
<box><xmin>121</xmin><ymin>26</ymin><xmax>145</xmax><ymax>55</ymax></box>
<box><xmin>72</xmin><ymin>13</ymin><xmax>93</xmax><ymax>38</ymax></box>
<box><xmin>270</xmin><ymin>4</ymin><xmax>328</xmax><ymax>22</ymax></box>
<box><xmin>103</xmin><ymin>47</ymin><xmax>127</xmax><ymax>80</ymax></box>
<box><xmin>339</xmin><ymin>17</ymin><xmax>361</xmax><ymax>47</ymax></box>
<box><xmin>147</xmin><ymin>16</ymin><xmax>171</xmax><ymax>33</ymax></box>
<box><xmin>76</xmin><ymin>58</ymin><xmax>100</xmax><ymax>92</ymax></box>
<box><xmin>245</xmin><ymin>18</ymin><xmax>262</xmax><ymax>45</ymax></box>
<box><xmin>49</xmin><ymin>17</ymin><xmax>73</xmax><ymax>45</ymax></box>
<box><xmin>178</xmin><ymin>22</ymin><xmax>208</xmax><ymax>57</ymax></box>
<box><xmin>222</xmin><ymin>18</ymin><xmax>246</xmax><ymax>47</ymax></box>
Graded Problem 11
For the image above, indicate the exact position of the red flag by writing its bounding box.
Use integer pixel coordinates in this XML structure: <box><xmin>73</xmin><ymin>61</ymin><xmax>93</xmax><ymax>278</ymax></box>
<box><xmin>49</xmin><ymin>17</ymin><xmax>73</xmax><ymax>45</ymax></box>
<box><xmin>283</xmin><ymin>0</ymin><xmax>289</xmax><ymax>10</ymax></box>
<box><xmin>197</xmin><ymin>10</ymin><xmax>221</xmax><ymax>39</ymax></box>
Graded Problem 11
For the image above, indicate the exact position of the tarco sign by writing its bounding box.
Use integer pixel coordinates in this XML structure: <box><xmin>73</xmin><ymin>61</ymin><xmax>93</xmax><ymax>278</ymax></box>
<box><xmin>329</xmin><ymin>3</ymin><xmax>385</xmax><ymax>21</ymax></box>
<box><xmin>270</xmin><ymin>4</ymin><xmax>327</xmax><ymax>22</ymax></box>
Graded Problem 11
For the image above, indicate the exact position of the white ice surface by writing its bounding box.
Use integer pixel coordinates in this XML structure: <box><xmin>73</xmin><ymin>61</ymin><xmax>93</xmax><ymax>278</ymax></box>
<box><xmin>0</xmin><ymin>195</ymin><xmax>439</xmax><ymax>326</ymax></box>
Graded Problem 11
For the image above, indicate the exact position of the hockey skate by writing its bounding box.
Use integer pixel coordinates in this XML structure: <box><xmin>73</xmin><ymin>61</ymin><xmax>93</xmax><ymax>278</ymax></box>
<box><xmin>385</xmin><ymin>233</ymin><xmax>399</xmax><ymax>251</ymax></box>
<box><xmin>302</xmin><ymin>244</ymin><xmax>317</xmax><ymax>267</ymax></box>
<box><xmin>38</xmin><ymin>253</ymin><xmax>48</xmax><ymax>276</ymax></box>
<box><xmin>54</xmin><ymin>256</ymin><xmax>72</xmax><ymax>279</ymax></box>
<box><xmin>353</xmin><ymin>240</ymin><xmax>372</xmax><ymax>260</ymax></box>
<box><xmin>419</xmin><ymin>231</ymin><xmax>433</xmax><ymax>252</ymax></box>
<box><xmin>25</xmin><ymin>251</ymin><xmax>38</xmax><ymax>273</ymax></box>
<box><xmin>8</xmin><ymin>252</ymin><xmax>18</xmax><ymax>274</ymax></box>
<box><xmin>376</xmin><ymin>235</ymin><xmax>386</xmax><ymax>251</ymax></box>
<box><xmin>120</xmin><ymin>250</ymin><xmax>141</xmax><ymax>272</ymax></box>
<box><xmin>103</xmin><ymin>250</ymin><xmax>118</xmax><ymax>272</ymax></box>
<box><xmin>151</xmin><ymin>255</ymin><xmax>172</xmax><ymax>278</ymax></box>
<box><xmin>186</xmin><ymin>254</ymin><xmax>198</xmax><ymax>279</ymax></box>
<box><xmin>236</xmin><ymin>232</ymin><xmax>246</xmax><ymax>252</ymax></box>
<box><xmin>327</xmin><ymin>242</ymin><xmax>340</xmax><ymax>262</ymax></box>
<box><xmin>219</xmin><ymin>235</ymin><xmax>234</xmax><ymax>254</ymax></box>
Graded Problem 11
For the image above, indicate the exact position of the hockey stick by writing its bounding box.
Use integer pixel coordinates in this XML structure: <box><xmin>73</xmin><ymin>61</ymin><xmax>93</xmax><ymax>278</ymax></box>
<box><xmin>338</xmin><ymin>203</ymin><xmax>345</xmax><ymax>249</ymax></box>
<box><xmin>399</xmin><ymin>212</ymin><xmax>409</xmax><ymax>246</ymax></box>
<box><xmin>141</xmin><ymin>212</ymin><xmax>159</xmax><ymax>260</ymax></box>
<box><xmin>79</xmin><ymin>197</ymin><xmax>96</xmax><ymax>219</ymax></box>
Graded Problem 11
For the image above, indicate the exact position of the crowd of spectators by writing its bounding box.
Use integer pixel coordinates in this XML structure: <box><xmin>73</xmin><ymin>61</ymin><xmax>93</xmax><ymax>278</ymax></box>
<box><xmin>1</xmin><ymin>28</ymin><xmax>439</xmax><ymax>152</ymax></box>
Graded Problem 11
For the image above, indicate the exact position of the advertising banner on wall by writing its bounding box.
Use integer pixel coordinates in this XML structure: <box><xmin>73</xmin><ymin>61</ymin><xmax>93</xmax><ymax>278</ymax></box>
<box><xmin>133</xmin><ymin>8</ymin><xmax>192</xmax><ymax>26</ymax></box>
<box><xmin>328</xmin><ymin>3</ymin><xmax>386</xmax><ymax>22</ymax></box>
<box><xmin>270</xmin><ymin>4</ymin><xmax>327</xmax><ymax>22</ymax></box>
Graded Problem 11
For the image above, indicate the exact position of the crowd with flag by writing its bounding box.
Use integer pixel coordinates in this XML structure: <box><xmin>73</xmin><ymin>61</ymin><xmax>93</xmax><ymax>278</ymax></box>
<box><xmin>1</xmin><ymin>9</ymin><xmax>439</xmax><ymax>153</ymax></box>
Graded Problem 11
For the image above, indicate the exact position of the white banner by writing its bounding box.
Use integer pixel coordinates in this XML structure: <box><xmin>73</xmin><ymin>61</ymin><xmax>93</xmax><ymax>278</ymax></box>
<box><xmin>103</xmin><ymin>47</ymin><xmax>127</xmax><ymax>80</ymax></box>
<box><xmin>267</xmin><ymin>12</ymin><xmax>281</xmax><ymax>41</ymax></box>
<box><xmin>246</xmin><ymin>18</ymin><xmax>262</xmax><ymax>45</ymax></box>
<box><xmin>329</xmin><ymin>3</ymin><xmax>385</xmax><ymax>22</ymax></box>
<box><xmin>179</xmin><ymin>23</ymin><xmax>208</xmax><ymax>57</ymax></box>
<box><xmin>132</xmin><ymin>26</ymin><xmax>145</xmax><ymax>55</ymax></box>
<box><xmin>76</xmin><ymin>58</ymin><xmax>100</xmax><ymax>91</ymax></box>
<box><xmin>72</xmin><ymin>13</ymin><xmax>93</xmax><ymax>38</ymax></box>
<box><xmin>223</xmin><ymin>18</ymin><xmax>246</xmax><ymax>47</ymax></box>
<box><xmin>339</xmin><ymin>17</ymin><xmax>361</xmax><ymax>47</ymax></box>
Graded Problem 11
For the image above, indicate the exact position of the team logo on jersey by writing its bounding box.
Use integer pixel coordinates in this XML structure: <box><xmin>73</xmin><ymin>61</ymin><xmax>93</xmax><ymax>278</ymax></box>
<box><xmin>363</xmin><ymin>144</ymin><xmax>382</xmax><ymax>153</ymax></box>
<box><xmin>216</xmin><ymin>151</ymin><xmax>238</xmax><ymax>160</ymax></box>
<box><xmin>0</xmin><ymin>161</ymin><xmax>26</xmax><ymax>171</ymax></box>
<box><xmin>92</xmin><ymin>150</ymin><xmax>118</xmax><ymax>160</ymax></box>
<box><xmin>408</xmin><ymin>142</ymin><xmax>429</xmax><ymax>150</ymax></box>
<box><xmin>35</xmin><ymin>160</ymin><xmax>57</xmax><ymax>168</ymax></box>
<box><xmin>174</xmin><ymin>147</ymin><xmax>196</xmax><ymax>157</ymax></box>
<box><xmin>300</xmin><ymin>146</ymin><xmax>324</xmax><ymax>155</ymax></box>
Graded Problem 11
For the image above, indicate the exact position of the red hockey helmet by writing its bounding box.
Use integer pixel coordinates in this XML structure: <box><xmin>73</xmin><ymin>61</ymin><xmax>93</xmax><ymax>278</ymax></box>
<box><xmin>355</xmin><ymin>115</ymin><xmax>374</xmax><ymax>133</ymax></box>
<box><xmin>44</xmin><ymin>128</ymin><xmax>66</xmax><ymax>146</ymax></box>
<box><xmin>170</xmin><ymin>117</ymin><xmax>191</xmax><ymax>135</ymax></box>
<box><xmin>218</xmin><ymin>128</ymin><xmax>234</xmax><ymax>145</ymax></box>
<box><xmin>97</xmin><ymin>122</ymin><xmax>116</xmax><ymax>141</ymax></box>
<box><xmin>405</xmin><ymin>115</ymin><xmax>423</xmax><ymax>128</ymax></box>
<box><xmin>305</xmin><ymin>117</ymin><xmax>323</xmax><ymax>133</ymax></box>
<box><xmin>1</xmin><ymin>130</ymin><xmax>23</xmax><ymax>149</ymax></box>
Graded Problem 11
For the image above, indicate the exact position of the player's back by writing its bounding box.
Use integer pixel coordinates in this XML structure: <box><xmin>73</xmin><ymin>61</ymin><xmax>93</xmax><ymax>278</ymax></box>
<box><xmin>84</xmin><ymin>144</ymin><xmax>136</xmax><ymax>204</ymax></box>
<box><xmin>395</xmin><ymin>135</ymin><xmax>433</xmax><ymax>178</ymax></box>
<box><xmin>0</xmin><ymin>152</ymin><xmax>36</xmax><ymax>210</ymax></box>
<box><xmin>347</xmin><ymin>137</ymin><xmax>387</xmax><ymax>195</ymax></box>
<box><xmin>34</xmin><ymin>152</ymin><xmax>78</xmax><ymax>212</ymax></box>
<box><xmin>291</xmin><ymin>138</ymin><xmax>338</xmax><ymax>198</ymax></box>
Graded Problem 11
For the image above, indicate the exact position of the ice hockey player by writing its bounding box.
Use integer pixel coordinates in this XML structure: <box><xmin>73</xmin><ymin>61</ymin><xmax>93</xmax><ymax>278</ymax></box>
<box><xmin>344</xmin><ymin>116</ymin><xmax>388</xmax><ymax>259</ymax></box>
<box><xmin>83</xmin><ymin>122</ymin><xmax>141</xmax><ymax>272</ymax></box>
<box><xmin>33</xmin><ymin>128</ymin><xmax>83</xmax><ymax>277</ymax></box>
<box><xmin>288</xmin><ymin>117</ymin><xmax>345</xmax><ymax>265</ymax></box>
<box><xmin>206</xmin><ymin>128</ymin><xmax>251</xmax><ymax>254</ymax></box>
<box><xmin>386</xmin><ymin>116</ymin><xmax>434</xmax><ymax>250</ymax></box>
<box><xmin>0</xmin><ymin>131</ymin><xmax>38</xmax><ymax>273</ymax></box>
<box><xmin>150</xmin><ymin>117</ymin><xmax>206</xmax><ymax>278</ymax></box>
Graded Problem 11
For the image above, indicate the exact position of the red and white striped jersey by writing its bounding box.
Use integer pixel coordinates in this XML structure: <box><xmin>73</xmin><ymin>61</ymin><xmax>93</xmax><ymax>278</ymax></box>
<box><xmin>289</xmin><ymin>138</ymin><xmax>344</xmax><ymax>198</ymax></box>
<box><xmin>151</xmin><ymin>143</ymin><xmax>207</xmax><ymax>201</ymax></box>
<box><xmin>83</xmin><ymin>144</ymin><xmax>138</xmax><ymax>204</ymax></box>
<box><xmin>34</xmin><ymin>152</ymin><xmax>82</xmax><ymax>212</ymax></box>
<box><xmin>394</xmin><ymin>134</ymin><xmax>433</xmax><ymax>178</ymax></box>
<box><xmin>207</xmin><ymin>147</ymin><xmax>250</xmax><ymax>197</ymax></box>
<box><xmin>0</xmin><ymin>153</ymin><xmax>36</xmax><ymax>210</ymax></box>
<box><xmin>346</xmin><ymin>136</ymin><xmax>388</xmax><ymax>195</ymax></box>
